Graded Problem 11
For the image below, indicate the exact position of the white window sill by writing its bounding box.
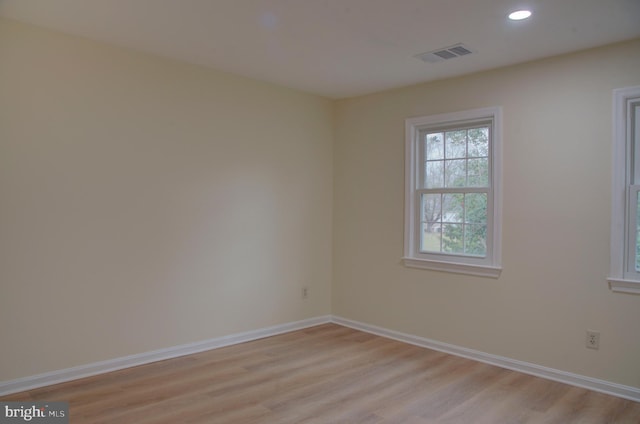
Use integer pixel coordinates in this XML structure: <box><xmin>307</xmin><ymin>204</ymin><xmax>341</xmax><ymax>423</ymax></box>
<box><xmin>607</xmin><ymin>278</ymin><xmax>640</xmax><ymax>295</ymax></box>
<box><xmin>402</xmin><ymin>257</ymin><xmax>502</xmax><ymax>278</ymax></box>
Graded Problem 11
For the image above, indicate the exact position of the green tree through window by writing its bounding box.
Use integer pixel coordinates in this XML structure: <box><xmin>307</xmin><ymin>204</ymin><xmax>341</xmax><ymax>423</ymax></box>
<box><xmin>421</xmin><ymin>126</ymin><xmax>489</xmax><ymax>256</ymax></box>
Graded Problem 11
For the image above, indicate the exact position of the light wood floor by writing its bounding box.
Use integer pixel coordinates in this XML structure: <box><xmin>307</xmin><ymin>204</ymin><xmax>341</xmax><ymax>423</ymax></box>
<box><xmin>2</xmin><ymin>324</ymin><xmax>639</xmax><ymax>423</ymax></box>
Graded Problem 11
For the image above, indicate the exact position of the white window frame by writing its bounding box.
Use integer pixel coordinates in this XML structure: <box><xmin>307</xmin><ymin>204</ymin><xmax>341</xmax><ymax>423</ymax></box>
<box><xmin>403</xmin><ymin>107</ymin><xmax>502</xmax><ymax>278</ymax></box>
<box><xmin>609</xmin><ymin>85</ymin><xmax>640</xmax><ymax>294</ymax></box>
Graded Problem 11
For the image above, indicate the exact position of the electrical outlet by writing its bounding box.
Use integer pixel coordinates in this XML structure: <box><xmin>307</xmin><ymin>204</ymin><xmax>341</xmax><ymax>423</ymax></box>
<box><xmin>586</xmin><ymin>330</ymin><xmax>600</xmax><ymax>350</ymax></box>
<box><xmin>302</xmin><ymin>287</ymin><xmax>309</xmax><ymax>299</ymax></box>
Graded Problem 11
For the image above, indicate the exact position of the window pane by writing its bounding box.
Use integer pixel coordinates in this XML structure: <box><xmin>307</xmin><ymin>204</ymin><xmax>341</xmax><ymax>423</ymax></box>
<box><xmin>445</xmin><ymin>159</ymin><xmax>466</xmax><ymax>187</ymax></box>
<box><xmin>426</xmin><ymin>133</ymin><xmax>444</xmax><ymax>160</ymax></box>
<box><xmin>636</xmin><ymin>192</ymin><xmax>640</xmax><ymax>271</ymax></box>
<box><xmin>443</xmin><ymin>193</ymin><xmax>463</xmax><ymax>223</ymax></box>
<box><xmin>636</xmin><ymin>230</ymin><xmax>640</xmax><ymax>272</ymax></box>
<box><xmin>467</xmin><ymin>158</ymin><xmax>488</xmax><ymax>187</ymax></box>
<box><xmin>425</xmin><ymin>160</ymin><xmax>444</xmax><ymax>188</ymax></box>
<box><xmin>468</xmin><ymin>127</ymin><xmax>489</xmax><ymax>157</ymax></box>
<box><xmin>464</xmin><ymin>193</ymin><xmax>487</xmax><ymax>224</ymax></box>
<box><xmin>465</xmin><ymin>224</ymin><xmax>487</xmax><ymax>256</ymax></box>
<box><xmin>445</xmin><ymin>130</ymin><xmax>466</xmax><ymax>159</ymax></box>
<box><xmin>421</xmin><ymin>222</ymin><xmax>441</xmax><ymax>252</ymax></box>
<box><xmin>442</xmin><ymin>224</ymin><xmax>464</xmax><ymax>254</ymax></box>
<box><xmin>422</xmin><ymin>193</ymin><xmax>442</xmax><ymax>223</ymax></box>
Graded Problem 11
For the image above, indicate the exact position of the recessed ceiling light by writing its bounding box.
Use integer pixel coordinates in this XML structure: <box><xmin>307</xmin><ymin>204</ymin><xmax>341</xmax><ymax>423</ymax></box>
<box><xmin>508</xmin><ymin>10</ymin><xmax>532</xmax><ymax>21</ymax></box>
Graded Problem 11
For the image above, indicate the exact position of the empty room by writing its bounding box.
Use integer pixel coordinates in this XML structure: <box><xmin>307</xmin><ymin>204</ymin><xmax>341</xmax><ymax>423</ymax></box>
<box><xmin>1</xmin><ymin>0</ymin><xmax>640</xmax><ymax>422</ymax></box>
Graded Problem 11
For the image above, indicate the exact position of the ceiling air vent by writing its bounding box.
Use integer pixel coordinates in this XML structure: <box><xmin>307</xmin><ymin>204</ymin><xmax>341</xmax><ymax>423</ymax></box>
<box><xmin>415</xmin><ymin>43</ymin><xmax>475</xmax><ymax>63</ymax></box>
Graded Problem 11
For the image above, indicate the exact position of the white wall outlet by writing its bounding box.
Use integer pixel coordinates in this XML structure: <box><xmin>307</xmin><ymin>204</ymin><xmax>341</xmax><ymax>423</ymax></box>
<box><xmin>302</xmin><ymin>287</ymin><xmax>309</xmax><ymax>299</ymax></box>
<box><xmin>586</xmin><ymin>330</ymin><xmax>600</xmax><ymax>350</ymax></box>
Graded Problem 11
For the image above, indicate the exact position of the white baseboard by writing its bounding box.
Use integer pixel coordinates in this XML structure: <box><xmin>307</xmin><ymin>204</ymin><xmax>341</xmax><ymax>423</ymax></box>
<box><xmin>331</xmin><ymin>316</ymin><xmax>640</xmax><ymax>403</ymax></box>
<box><xmin>0</xmin><ymin>315</ymin><xmax>331</xmax><ymax>396</ymax></box>
<box><xmin>3</xmin><ymin>314</ymin><xmax>638</xmax><ymax>403</ymax></box>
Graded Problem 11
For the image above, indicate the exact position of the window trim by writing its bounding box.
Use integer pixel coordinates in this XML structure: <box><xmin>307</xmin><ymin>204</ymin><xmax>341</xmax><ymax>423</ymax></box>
<box><xmin>609</xmin><ymin>85</ymin><xmax>640</xmax><ymax>294</ymax></box>
<box><xmin>403</xmin><ymin>107</ymin><xmax>503</xmax><ymax>278</ymax></box>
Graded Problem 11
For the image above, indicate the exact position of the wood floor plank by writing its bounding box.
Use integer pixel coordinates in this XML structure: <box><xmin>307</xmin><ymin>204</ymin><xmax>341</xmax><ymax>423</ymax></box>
<box><xmin>2</xmin><ymin>323</ymin><xmax>639</xmax><ymax>423</ymax></box>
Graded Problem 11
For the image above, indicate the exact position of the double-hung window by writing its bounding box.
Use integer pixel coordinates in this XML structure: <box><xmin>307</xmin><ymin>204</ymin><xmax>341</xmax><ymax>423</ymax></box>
<box><xmin>609</xmin><ymin>85</ymin><xmax>640</xmax><ymax>294</ymax></box>
<box><xmin>403</xmin><ymin>107</ymin><xmax>502</xmax><ymax>278</ymax></box>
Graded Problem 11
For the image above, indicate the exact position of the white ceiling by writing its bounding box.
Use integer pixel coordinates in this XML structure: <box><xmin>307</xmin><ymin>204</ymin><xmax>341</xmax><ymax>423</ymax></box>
<box><xmin>1</xmin><ymin>0</ymin><xmax>639</xmax><ymax>99</ymax></box>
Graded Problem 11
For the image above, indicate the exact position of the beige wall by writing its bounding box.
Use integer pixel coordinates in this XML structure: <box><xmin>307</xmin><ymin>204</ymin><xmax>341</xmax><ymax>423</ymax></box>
<box><xmin>333</xmin><ymin>38</ymin><xmax>640</xmax><ymax>388</ymax></box>
<box><xmin>0</xmin><ymin>18</ymin><xmax>333</xmax><ymax>381</ymax></box>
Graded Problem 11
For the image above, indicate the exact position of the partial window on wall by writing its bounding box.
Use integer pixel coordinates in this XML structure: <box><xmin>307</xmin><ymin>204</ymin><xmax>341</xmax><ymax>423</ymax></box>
<box><xmin>609</xmin><ymin>85</ymin><xmax>640</xmax><ymax>294</ymax></box>
<box><xmin>403</xmin><ymin>107</ymin><xmax>502</xmax><ymax>278</ymax></box>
